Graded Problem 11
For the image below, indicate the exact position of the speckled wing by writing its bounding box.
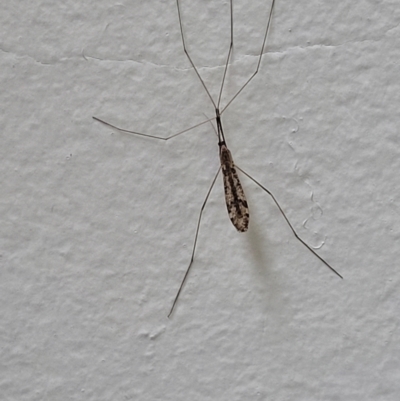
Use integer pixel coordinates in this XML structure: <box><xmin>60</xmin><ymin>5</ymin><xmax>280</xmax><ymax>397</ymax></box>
<box><xmin>219</xmin><ymin>144</ymin><xmax>249</xmax><ymax>232</ymax></box>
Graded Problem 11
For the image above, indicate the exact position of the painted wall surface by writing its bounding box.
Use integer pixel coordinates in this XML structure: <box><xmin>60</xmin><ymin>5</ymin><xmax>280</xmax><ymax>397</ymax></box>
<box><xmin>1</xmin><ymin>1</ymin><xmax>399</xmax><ymax>400</ymax></box>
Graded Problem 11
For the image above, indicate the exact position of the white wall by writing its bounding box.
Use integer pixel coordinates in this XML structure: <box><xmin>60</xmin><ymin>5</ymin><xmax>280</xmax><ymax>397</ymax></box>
<box><xmin>1</xmin><ymin>0</ymin><xmax>399</xmax><ymax>399</ymax></box>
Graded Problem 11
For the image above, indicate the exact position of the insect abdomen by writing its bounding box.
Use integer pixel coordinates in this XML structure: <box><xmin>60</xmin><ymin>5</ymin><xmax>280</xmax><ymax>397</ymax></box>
<box><xmin>219</xmin><ymin>144</ymin><xmax>249</xmax><ymax>232</ymax></box>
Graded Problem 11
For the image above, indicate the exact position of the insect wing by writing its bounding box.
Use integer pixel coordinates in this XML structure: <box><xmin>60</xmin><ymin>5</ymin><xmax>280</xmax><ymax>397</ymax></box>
<box><xmin>220</xmin><ymin>144</ymin><xmax>249</xmax><ymax>232</ymax></box>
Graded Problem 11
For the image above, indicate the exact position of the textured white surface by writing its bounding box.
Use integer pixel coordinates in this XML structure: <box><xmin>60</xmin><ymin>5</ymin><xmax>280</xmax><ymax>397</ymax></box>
<box><xmin>1</xmin><ymin>0</ymin><xmax>400</xmax><ymax>399</ymax></box>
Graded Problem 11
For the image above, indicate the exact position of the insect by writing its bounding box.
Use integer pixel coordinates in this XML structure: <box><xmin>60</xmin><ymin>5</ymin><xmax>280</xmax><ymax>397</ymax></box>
<box><xmin>93</xmin><ymin>0</ymin><xmax>343</xmax><ymax>317</ymax></box>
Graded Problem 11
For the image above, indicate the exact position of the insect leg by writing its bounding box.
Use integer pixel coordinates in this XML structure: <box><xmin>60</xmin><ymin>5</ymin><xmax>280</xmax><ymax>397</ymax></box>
<box><xmin>92</xmin><ymin>116</ymin><xmax>216</xmax><ymax>141</ymax></box>
<box><xmin>236</xmin><ymin>165</ymin><xmax>343</xmax><ymax>279</ymax></box>
<box><xmin>176</xmin><ymin>0</ymin><xmax>216</xmax><ymax>108</ymax></box>
<box><xmin>168</xmin><ymin>166</ymin><xmax>222</xmax><ymax>318</ymax></box>
<box><xmin>217</xmin><ymin>0</ymin><xmax>233</xmax><ymax>108</ymax></box>
<box><xmin>221</xmin><ymin>0</ymin><xmax>276</xmax><ymax>114</ymax></box>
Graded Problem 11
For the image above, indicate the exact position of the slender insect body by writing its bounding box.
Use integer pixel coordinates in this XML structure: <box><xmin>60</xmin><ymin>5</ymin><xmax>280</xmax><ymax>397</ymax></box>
<box><xmin>93</xmin><ymin>0</ymin><xmax>342</xmax><ymax>317</ymax></box>
<box><xmin>219</xmin><ymin>142</ymin><xmax>249</xmax><ymax>232</ymax></box>
<box><xmin>216</xmin><ymin>109</ymin><xmax>249</xmax><ymax>232</ymax></box>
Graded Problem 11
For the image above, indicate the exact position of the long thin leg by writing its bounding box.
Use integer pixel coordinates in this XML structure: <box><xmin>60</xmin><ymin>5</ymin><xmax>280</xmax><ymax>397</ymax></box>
<box><xmin>236</xmin><ymin>165</ymin><xmax>343</xmax><ymax>279</ymax></box>
<box><xmin>221</xmin><ymin>0</ymin><xmax>276</xmax><ymax>114</ymax></box>
<box><xmin>176</xmin><ymin>0</ymin><xmax>216</xmax><ymax>108</ymax></box>
<box><xmin>217</xmin><ymin>0</ymin><xmax>233</xmax><ymax>109</ymax></box>
<box><xmin>168</xmin><ymin>166</ymin><xmax>222</xmax><ymax>318</ymax></box>
<box><xmin>93</xmin><ymin>116</ymin><xmax>216</xmax><ymax>141</ymax></box>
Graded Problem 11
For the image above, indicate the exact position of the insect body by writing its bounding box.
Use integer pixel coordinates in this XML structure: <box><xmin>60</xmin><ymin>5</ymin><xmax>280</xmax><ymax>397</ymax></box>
<box><xmin>93</xmin><ymin>0</ymin><xmax>342</xmax><ymax>318</ymax></box>
<box><xmin>217</xmin><ymin>110</ymin><xmax>249</xmax><ymax>232</ymax></box>
<box><xmin>220</xmin><ymin>142</ymin><xmax>249</xmax><ymax>232</ymax></box>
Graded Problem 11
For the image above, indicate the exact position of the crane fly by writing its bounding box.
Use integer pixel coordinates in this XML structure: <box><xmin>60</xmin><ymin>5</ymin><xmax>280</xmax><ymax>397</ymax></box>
<box><xmin>93</xmin><ymin>0</ymin><xmax>343</xmax><ymax>317</ymax></box>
